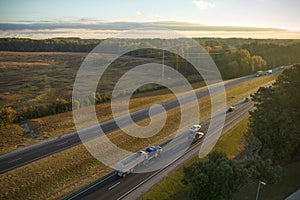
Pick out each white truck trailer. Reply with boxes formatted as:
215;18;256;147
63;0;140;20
116;146;162;177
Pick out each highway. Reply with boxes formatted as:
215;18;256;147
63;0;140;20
63;100;254;200
0;67;282;174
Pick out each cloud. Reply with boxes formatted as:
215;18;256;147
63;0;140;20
136;11;143;18
193;0;216;9
76;18;104;24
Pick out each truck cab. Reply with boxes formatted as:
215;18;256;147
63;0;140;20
189;132;204;143
145;146;162;159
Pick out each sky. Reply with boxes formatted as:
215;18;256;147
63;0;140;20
0;0;300;39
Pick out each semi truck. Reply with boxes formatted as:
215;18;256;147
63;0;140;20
189;124;204;143
115;146;162;177
189;132;204;143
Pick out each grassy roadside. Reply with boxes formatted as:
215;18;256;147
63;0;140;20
234;161;300;200
0;73;278;155
141;119;300;200
0;73;279;200
0;145;110;200
140;116;250;200
142;85;299;200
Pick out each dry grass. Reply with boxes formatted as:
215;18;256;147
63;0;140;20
140;116;250;200
0;52;86;107
0;73;279;200
0;145;110;200
0;73;279;155
0;124;27;154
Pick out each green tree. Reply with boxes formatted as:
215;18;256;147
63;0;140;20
226;60;239;78
239;49;251;59
219;48;267;79
248;65;300;161
182;151;247;199
250;55;267;72
244;155;281;184
55;98;70;113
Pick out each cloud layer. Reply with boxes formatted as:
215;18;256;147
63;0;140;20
193;0;216;9
1;21;298;39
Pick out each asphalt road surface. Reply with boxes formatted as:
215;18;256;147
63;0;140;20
0;67;282;174
64;100;254;200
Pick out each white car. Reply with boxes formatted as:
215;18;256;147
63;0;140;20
189;125;201;132
266;69;273;74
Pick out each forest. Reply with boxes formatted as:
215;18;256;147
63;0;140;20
182;65;300;199
1;37;300;79
0;37;300;125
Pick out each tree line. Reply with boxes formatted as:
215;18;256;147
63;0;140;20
1;38;299;80
246;65;300;162
242;42;300;67
0;38;102;52
0;93;111;127
182;65;300;199
214;48;267;79
1;38;299;125
125;47;267;79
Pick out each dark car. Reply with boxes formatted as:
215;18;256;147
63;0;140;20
228;105;235;112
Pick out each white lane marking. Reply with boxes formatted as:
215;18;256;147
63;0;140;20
7;156;22;163
108;182;120;190
145;161;154;167
56;141;68;146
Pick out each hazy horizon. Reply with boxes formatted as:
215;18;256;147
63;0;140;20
1;21;300;39
1;0;300;39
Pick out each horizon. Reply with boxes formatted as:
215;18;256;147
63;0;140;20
1;21;300;39
1;0;300;39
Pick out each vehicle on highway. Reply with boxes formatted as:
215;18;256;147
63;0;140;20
265;69;273;74
189;125;201;132
145;146;162;160
256;70;263;77
189;132;204;144
0;70;268;174
227;105;235;112
244;97;250;102
115;146;162;177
